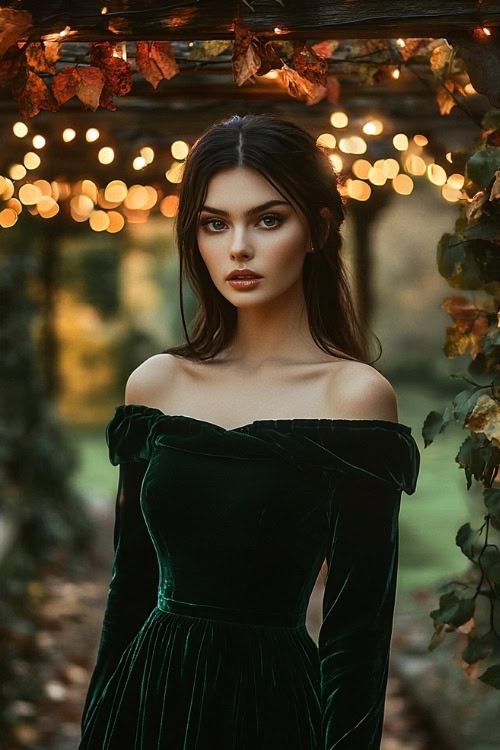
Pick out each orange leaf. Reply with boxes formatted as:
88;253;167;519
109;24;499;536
293;40;328;87
25;42;56;74
12;69;58;119
53;66;104;111
89;43;132;110
0;43;24;85
326;74;341;105
135;41;178;90
279;64;316;101
150;41;179;81
255;40;283;77
136;41;162;89
436;85;456;115
232;18;261;87
311;40;340;58
43;40;62;68
0;8;32;60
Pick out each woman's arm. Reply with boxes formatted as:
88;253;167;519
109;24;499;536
80;454;159;730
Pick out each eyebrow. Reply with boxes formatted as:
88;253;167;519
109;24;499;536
199;199;290;217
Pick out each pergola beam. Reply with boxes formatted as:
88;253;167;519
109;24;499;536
8;1;500;43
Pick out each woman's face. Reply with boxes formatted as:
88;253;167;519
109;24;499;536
196;166;312;306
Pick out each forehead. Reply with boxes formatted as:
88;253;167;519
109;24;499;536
200;168;296;216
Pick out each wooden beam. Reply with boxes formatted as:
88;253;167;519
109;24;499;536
8;1;500;43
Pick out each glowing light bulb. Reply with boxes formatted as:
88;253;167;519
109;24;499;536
330;112;348;128
32;135;46;149
393;133;409;151
392;68;400;79
362;119;383;136
86;128;100;142
63;128;76;142
13;122;28;137
316;133;336;149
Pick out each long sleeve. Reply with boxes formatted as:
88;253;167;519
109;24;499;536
318;473;402;749
81;459;159;731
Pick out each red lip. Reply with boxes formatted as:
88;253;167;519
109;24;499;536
226;269;263;280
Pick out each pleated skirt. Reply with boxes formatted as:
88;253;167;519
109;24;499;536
79;603;322;749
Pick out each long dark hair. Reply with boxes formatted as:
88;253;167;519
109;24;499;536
163;112;381;366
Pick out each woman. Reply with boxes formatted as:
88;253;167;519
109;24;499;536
79;113;420;749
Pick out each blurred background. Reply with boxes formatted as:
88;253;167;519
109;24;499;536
0;38;498;750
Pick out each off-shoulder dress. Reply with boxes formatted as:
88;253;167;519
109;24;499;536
78;404;420;749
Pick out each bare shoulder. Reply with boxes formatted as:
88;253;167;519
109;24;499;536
124;353;179;406
328;361;398;422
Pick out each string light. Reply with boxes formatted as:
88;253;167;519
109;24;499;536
330;112;349;128
316;133;337;149
362;119;384;136
32;135;46;149
13;122;28;138
393;133;409;151
392;67;401;79
481;27;491;35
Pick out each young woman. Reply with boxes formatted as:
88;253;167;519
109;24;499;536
79;113;420;749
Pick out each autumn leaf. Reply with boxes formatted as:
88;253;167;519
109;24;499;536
0;43;25;86
25;42;57;74
430;42;452;78
311;40;340;59
279;63;316;101
53;66;105;111
490;171;500;202
89;42;132;110
12;69;58;118
188;40;231;60
231;18;262;86
255;40;283;77
150;41;179;80
0;8;32;60
397;38;431;62
43;40;62;69
436;84;456;115
135;40;179;90
465;393;500;448
292;41;328;87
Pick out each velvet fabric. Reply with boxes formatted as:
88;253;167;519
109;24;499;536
79;404;420;749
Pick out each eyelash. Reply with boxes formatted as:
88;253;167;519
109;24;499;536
200;214;283;232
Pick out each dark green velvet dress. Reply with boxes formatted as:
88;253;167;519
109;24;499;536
79;403;420;749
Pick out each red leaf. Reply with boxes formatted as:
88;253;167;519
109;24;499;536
12;69;58;119
53;66;105;111
0;8;32;60
293;40;328;87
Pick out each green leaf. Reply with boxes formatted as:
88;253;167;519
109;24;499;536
452;388;483;423
456;522;477;561
436;232;466;278
422;410;446;447
468;353;495;385
462;218;500;241
462;636;493;664
480;547;500;584
484;487;500;522
466;147;500;189
430;590;475;628
482;110;500;131
478;662;500;689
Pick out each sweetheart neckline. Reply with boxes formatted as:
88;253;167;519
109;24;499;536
114;403;413;435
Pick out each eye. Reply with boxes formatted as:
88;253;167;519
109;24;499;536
200;214;284;232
